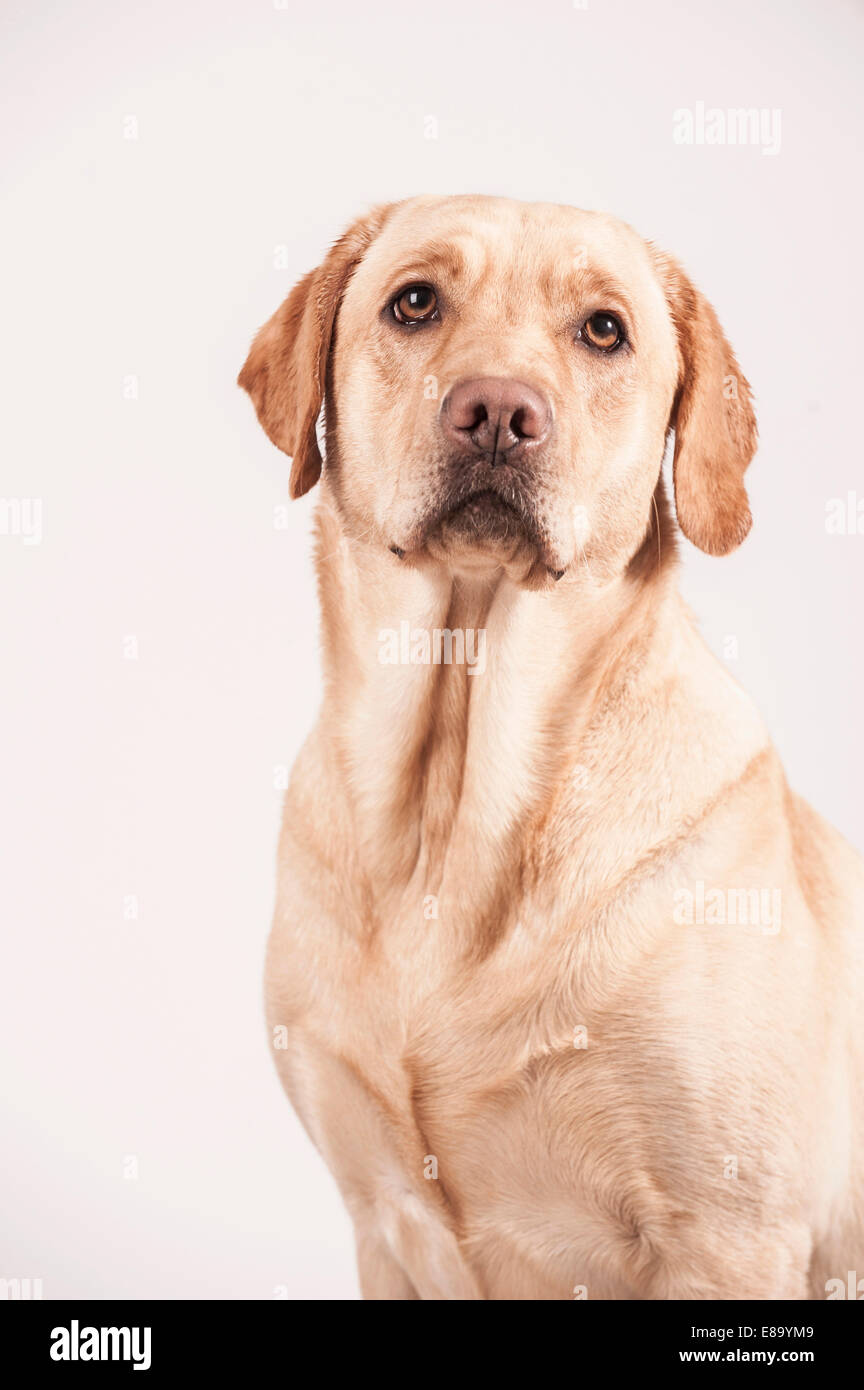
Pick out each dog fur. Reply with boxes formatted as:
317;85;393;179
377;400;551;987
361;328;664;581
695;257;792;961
240;195;864;1300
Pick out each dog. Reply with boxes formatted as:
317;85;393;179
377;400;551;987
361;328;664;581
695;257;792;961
240;195;864;1299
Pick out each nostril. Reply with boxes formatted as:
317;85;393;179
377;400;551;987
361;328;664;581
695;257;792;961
467;402;488;432
510;406;530;440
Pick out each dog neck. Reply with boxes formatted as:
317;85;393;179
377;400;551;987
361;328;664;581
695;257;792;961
311;479;681;950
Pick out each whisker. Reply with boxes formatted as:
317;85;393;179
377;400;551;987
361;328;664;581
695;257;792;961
578;542;594;584
651;493;662;572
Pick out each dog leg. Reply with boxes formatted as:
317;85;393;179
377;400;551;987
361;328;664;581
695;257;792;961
355;1227;419;1300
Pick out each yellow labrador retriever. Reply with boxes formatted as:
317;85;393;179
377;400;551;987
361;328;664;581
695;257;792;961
240;195;864;1300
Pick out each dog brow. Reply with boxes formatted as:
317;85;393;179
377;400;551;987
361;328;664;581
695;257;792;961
385;237;476;291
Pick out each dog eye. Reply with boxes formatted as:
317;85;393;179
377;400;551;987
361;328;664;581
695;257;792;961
392;284;439;324
580;312;624;351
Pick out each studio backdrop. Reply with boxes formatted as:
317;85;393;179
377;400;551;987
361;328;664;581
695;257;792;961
1;0;862;1299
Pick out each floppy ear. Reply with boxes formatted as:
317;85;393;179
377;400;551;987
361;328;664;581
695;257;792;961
654;252;758;556
238;204;394;499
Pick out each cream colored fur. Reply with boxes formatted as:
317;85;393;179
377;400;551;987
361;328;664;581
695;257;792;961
241;196;864;1300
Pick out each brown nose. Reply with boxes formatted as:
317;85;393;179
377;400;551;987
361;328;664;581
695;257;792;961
441;377;551;460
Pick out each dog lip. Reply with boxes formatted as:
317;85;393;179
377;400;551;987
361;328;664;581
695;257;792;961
443;487;519;521
408;471;554;568
437;487;531;546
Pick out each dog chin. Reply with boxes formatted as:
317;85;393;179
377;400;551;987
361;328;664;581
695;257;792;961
413;499;554;587
420;490;518;567
438;489;525;544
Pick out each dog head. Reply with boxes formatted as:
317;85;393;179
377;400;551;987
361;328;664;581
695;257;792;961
240;195;756;586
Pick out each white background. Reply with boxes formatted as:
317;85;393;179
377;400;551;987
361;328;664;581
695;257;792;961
1;0;862;1299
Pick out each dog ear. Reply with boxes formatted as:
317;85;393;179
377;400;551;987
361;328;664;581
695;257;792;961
238;204;394;499
654;252;758;556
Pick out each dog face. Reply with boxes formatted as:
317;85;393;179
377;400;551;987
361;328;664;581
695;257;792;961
240;195;757;586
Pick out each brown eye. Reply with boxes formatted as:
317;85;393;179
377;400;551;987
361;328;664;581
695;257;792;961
581;311;624;351
392;284;438;324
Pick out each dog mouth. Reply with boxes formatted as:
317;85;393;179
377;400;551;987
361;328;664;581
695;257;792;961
393;473;564;581
423;475;544;549
440;488;526;541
